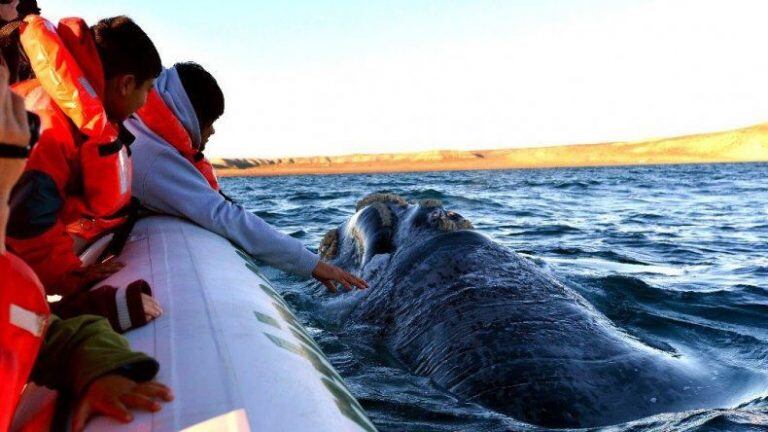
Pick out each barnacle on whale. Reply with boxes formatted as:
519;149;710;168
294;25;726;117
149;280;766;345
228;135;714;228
417;199;443;209
371;202;394;227
319;228;339;260
434;211;474;231
356;193;408;211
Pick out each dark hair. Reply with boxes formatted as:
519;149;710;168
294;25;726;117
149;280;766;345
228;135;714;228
0;21;32;83
16;0;40;17
0;0;39;83
91;16;161;84
175;62;225;130
0;0;39;25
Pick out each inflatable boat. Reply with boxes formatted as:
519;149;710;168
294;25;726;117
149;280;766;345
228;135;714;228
13;216;376;432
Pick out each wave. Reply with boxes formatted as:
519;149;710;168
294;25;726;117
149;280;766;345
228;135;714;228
548;246;650;265
622;212;667;222
618;403;768;432
506;224;582;237
553;180;602;189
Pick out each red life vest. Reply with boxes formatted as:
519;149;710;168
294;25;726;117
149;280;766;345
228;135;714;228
18;15;132;240
0;252;51;432
137;89;220;190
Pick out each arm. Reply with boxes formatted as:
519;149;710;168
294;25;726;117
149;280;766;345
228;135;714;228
29;315;159;395
0;59;30;254
138;149;320;278
6;121;82;294
30;315;172;431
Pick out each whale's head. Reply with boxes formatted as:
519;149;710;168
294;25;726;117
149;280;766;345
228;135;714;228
319;193;474;274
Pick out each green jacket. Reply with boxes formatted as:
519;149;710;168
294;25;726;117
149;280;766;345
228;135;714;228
29;315;159;396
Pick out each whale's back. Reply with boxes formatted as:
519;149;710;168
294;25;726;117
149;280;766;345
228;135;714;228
350;231;712;427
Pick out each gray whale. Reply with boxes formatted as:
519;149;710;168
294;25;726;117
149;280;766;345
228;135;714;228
320;193;752;428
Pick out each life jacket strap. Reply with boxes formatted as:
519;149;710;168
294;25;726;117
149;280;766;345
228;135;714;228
96;124;135;156
0;143;30;158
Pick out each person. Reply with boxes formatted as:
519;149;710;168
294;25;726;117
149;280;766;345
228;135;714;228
1;57;172;432
0;0;39;84
126;62;368;292
0;0;39;22
6;15;163;330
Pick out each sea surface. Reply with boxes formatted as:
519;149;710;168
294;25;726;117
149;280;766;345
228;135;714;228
222;163;768;432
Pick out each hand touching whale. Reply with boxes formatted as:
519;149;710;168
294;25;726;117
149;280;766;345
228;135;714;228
312;260;368;293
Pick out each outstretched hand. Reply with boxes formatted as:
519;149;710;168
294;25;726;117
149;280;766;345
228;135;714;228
312;260;368;293
72;375;173;432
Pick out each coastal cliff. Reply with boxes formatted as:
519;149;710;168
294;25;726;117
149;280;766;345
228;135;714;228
212;123;768;177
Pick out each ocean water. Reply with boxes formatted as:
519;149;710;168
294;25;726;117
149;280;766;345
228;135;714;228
222;163;768;432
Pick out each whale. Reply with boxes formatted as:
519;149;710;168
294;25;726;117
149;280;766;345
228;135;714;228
319;193;756;428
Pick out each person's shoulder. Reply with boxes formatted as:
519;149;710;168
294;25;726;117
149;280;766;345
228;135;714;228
132;143;174;182
146;144;189;169
25;109;79;166
136;144;201;190
21;84;79;147
127;125;180;163
18;82;67;125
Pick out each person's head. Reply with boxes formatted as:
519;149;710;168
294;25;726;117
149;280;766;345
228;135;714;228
0;0;20;23
0;0;40;22
175;62;224;148
92;16;161;121
0;1;38;83
14;0;38;17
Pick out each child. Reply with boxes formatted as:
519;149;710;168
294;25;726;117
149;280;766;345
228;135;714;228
6;15;163;330
127;62;368;291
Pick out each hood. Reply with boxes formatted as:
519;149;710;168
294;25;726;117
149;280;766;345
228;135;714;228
154;66;201;148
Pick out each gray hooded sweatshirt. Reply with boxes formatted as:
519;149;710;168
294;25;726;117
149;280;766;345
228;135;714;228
125;67;320;278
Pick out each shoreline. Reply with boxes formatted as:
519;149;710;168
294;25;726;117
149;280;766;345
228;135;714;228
216;159;767;178
212;122;768;178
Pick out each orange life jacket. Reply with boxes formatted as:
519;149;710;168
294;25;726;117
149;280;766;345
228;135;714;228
136;89;220;190
6;15;134;292
0;253;51;432
18;15;132;240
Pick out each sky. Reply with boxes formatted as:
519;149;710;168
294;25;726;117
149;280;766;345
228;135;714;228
44;0;768;158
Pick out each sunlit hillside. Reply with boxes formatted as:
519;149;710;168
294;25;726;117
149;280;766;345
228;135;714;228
212;123;768;177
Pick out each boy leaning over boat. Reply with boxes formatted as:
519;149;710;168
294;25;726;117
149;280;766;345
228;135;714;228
126;62;368;292
4;12;163;331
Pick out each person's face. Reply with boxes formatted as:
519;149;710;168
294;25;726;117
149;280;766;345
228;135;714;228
200;122;216;147
0;0;20;22
103;75;154;121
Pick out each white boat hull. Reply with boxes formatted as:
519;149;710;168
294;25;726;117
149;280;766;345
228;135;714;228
81;216;376;431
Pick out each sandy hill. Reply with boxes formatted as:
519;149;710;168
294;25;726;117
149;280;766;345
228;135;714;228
212;123;768;177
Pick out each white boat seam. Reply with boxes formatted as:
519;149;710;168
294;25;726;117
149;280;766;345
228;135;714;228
181;224;247;411
157;222;178;432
